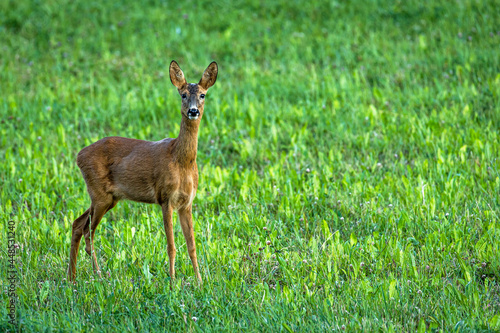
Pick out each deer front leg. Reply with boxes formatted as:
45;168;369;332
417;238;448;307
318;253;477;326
162;203;176;280
178;205;202;283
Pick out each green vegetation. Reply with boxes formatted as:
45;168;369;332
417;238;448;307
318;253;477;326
1;0;500;331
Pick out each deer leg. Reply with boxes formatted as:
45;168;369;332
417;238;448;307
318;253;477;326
83;219;92;256
68;208;91;281
161;203;176;281
88;196;115;277
178;205;202;283
84;199;117;256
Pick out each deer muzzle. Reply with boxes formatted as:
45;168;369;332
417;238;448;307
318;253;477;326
187;108;200;120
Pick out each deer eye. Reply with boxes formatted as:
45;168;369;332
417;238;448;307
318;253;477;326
181;93;187;99
200;94;205;99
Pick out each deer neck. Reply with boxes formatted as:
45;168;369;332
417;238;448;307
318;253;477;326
173;116;199;165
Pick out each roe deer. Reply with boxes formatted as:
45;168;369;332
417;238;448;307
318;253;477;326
67;60;218;283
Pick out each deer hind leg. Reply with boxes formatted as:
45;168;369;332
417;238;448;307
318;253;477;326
83;218;92;256
178;205;202;283
68;208;91;281
84;198;117;257
87;195;116;277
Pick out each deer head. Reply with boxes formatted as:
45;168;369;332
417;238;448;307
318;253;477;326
169;60;218;121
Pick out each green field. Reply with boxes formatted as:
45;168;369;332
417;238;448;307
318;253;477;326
1;0;500;331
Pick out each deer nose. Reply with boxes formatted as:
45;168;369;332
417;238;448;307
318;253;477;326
187;108;200;119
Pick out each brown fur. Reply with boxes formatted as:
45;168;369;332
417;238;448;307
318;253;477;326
67;61;218;283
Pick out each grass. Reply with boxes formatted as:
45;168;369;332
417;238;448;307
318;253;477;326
1;0;500;331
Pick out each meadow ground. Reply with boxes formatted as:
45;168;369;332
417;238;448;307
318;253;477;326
1;0;500;331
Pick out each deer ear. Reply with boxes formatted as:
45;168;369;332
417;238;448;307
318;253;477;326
169;60;187;89
199;62;218;90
